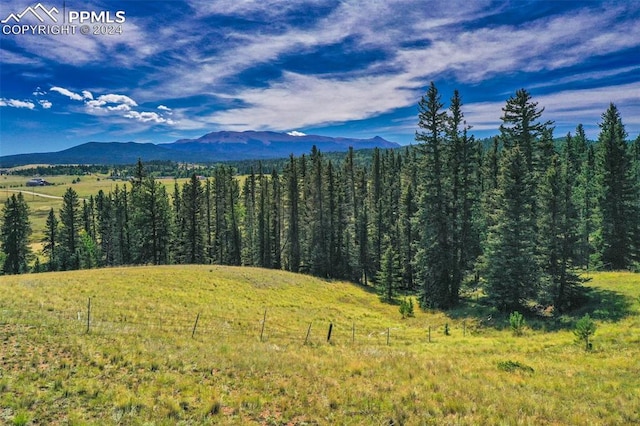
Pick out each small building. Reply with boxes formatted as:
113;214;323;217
26;178;51;187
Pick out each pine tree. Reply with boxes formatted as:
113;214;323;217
59;187;82;270
171;181;185;264
484;146;539;311
576;144;598;269
630;136;640;265
376;243;403;303
447;89;480;305
305;146;329;277
226;168;242;266
95;190;114;266
415;82;451;309
257;168;271;267
242;168;258;265
269;168;282;269
342;148;360;282
537;154;584;311
1;193;32;274
285;155;301;272
112;185;131;265
500;88;553;173
356;168;371;284
131;173;172;265
42;208;58;271
370;148;385;274
205;177;214;262
596;103;633;270
181;174;205;264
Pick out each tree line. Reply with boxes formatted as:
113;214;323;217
2;85;639;313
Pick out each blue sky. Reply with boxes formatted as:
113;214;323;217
1;0;639;156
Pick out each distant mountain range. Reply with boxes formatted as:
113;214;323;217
0;131;400;167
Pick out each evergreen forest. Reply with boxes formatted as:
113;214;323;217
3;85;639;313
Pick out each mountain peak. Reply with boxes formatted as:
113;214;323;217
1;130;400;167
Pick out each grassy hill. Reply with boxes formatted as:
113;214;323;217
1;266;639;425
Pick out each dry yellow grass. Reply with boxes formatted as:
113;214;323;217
0;267;639;424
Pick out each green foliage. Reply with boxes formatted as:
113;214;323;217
376;245;402;303
12;412;30;426
497;360;534;374
399;298;414;319
484;146;539;311
1;192;32;274
574;314;597;351
509;311;526;336
4;87;639;324
59;187;82;270
596;104;634;270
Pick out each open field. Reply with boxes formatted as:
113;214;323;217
0;174;190;243
1;267;639;425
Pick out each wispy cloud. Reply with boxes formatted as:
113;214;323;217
1;0;639;151
50;86;84;101
0;98;36;109
136;1;639;136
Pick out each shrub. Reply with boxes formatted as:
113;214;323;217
497;360;534;374
509;311;526;336
399;298;414;319
574;314;597;351
12;412;30;426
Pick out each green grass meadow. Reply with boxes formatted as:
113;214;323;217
1;266;639;425
0;173;188;243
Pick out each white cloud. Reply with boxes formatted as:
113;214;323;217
97;94;138;107
157;105;171;111
124;110;174;124
86;94;138;113
82;90;94;100
0;98;36;109
207;71;415;130
32;87;46;96
106;104;132;112
50;86;84;101
136;1;639;137
38;99;52;109
287;131;306;136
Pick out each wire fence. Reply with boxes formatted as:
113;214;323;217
0;297;477;348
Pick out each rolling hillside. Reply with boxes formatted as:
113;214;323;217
1;266;639;424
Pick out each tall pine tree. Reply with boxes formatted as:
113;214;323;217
1;193;32;274
595;103;634;270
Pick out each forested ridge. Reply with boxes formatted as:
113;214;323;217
3;84;639;313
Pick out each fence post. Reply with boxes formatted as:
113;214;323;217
191;313;200;339
86;297;91;334
304;322;312;345
260;309;267;342
428;326;431;343
327;322;333;343
463;320;466;337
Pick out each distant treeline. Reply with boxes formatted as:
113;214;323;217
6;148;387;178
2;84;639;314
